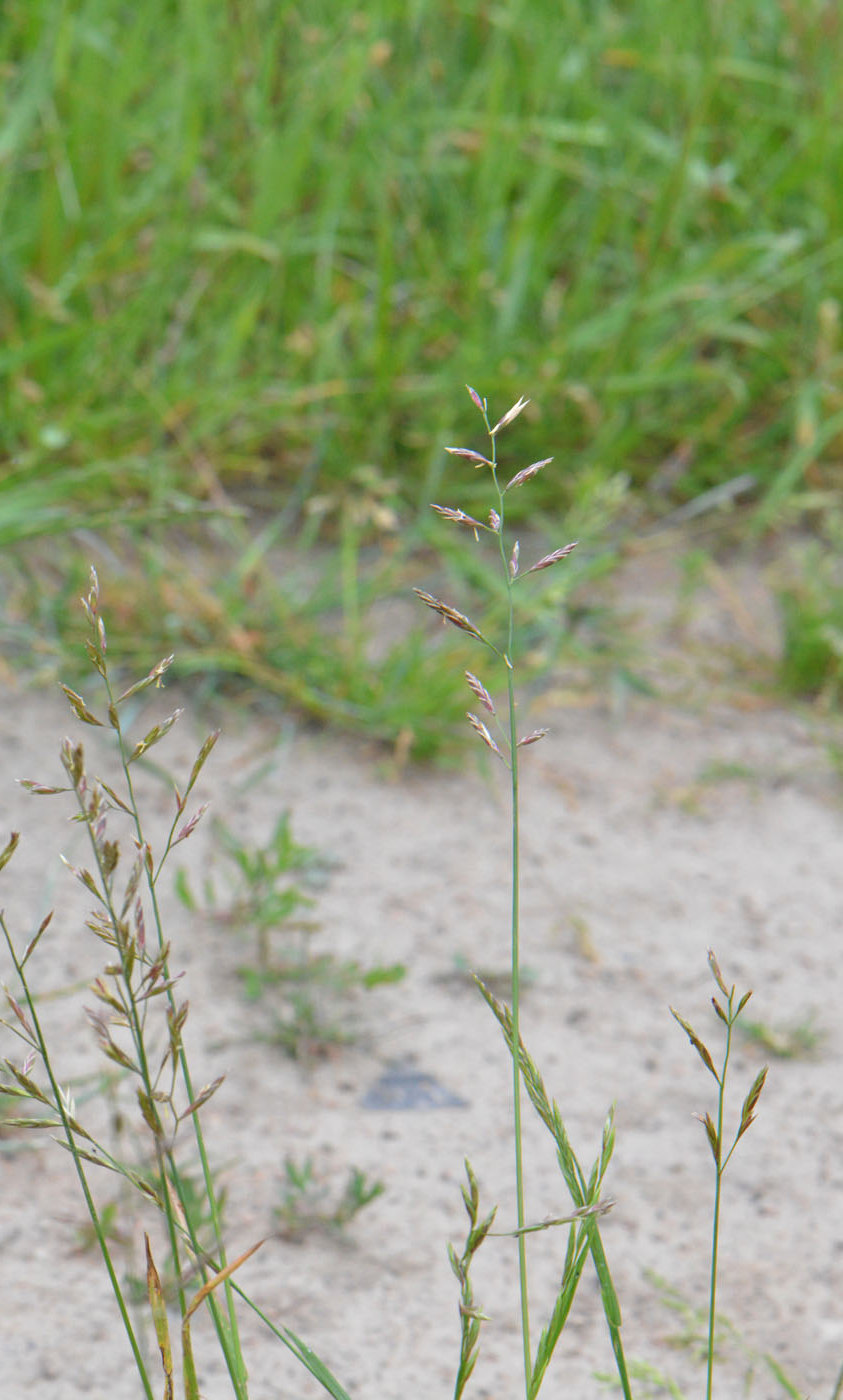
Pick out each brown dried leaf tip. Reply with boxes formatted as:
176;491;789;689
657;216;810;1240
466;713;505;762
413;590;489;645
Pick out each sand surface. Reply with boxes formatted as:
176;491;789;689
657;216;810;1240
2;551;842;1400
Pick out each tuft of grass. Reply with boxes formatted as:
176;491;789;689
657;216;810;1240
778;582;843;704
739;1014;824;1060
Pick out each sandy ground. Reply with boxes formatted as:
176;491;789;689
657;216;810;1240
2;550;842;1400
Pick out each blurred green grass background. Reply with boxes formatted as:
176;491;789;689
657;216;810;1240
3;0;843;750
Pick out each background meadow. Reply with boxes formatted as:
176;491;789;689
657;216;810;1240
2;0;843;747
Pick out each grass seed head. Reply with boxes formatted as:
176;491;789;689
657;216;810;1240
505;458;553;492
707;948;729;997
490;395;529;437
525;542;578;575
413;589;488;644
465;671;495;714
517;728;548;748
445;446;494;468
431;504;487;537
466;712;504;761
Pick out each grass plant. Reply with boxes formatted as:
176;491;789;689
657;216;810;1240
418;389;773;1400
671;956;768;1400
0;569;353;1400
417;388;629;1397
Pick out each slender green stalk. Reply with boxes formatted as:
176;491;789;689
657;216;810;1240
489;424;532;1388
707;1007;733;1400
1;912;156;1400
672;952;768;1400
422;388;587;1397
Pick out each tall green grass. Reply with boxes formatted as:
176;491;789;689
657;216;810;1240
3;0;842;525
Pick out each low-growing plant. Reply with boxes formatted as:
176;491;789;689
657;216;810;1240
274;1157;385;1243
777;546;843;704
176;811;404;1059
635;1272;806;1400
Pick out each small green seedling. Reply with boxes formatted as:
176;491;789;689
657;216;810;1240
177;814;404;1059
274;1157;384;1242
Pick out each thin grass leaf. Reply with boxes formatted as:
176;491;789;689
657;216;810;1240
528;1227;592;1399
